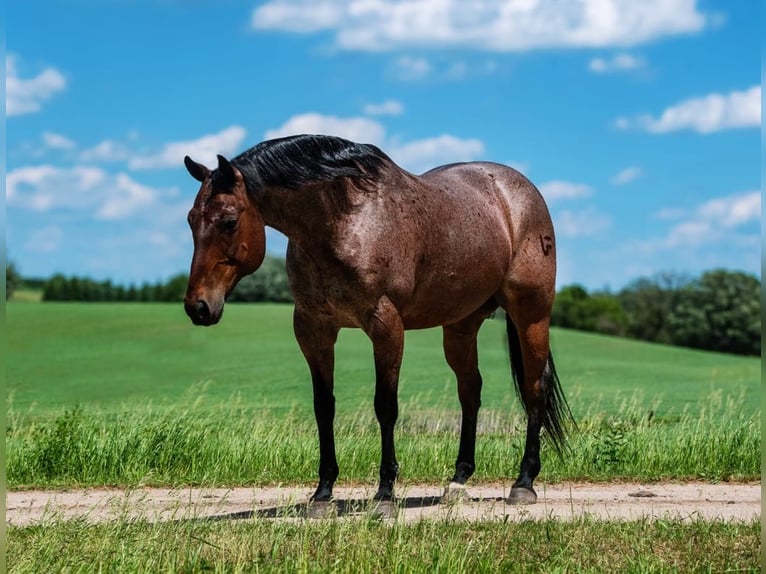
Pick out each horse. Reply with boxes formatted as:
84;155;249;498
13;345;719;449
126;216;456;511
182;134;572;506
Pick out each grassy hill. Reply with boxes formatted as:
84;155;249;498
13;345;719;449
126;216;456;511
6;302;759;419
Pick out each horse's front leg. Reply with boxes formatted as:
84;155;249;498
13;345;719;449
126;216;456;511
364;296;405;501
294;309;340;502
441;311;487;501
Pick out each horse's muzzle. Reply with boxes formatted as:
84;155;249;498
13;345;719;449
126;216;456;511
184;297;220;326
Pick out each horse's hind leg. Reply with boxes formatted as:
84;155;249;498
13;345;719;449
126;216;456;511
503;289;565;505
441;308;492;500
294;309;340;502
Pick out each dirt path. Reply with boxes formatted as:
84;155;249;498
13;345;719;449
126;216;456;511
7;482;760;526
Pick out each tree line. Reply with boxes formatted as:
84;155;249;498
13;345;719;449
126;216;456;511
6;260;760;355
5;256;292;304
552;270;760;356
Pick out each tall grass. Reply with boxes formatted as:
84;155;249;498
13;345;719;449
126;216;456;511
8;387;758;489
8;515;760;573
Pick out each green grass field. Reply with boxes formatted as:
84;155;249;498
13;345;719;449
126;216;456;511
6;302;761;573
7;302;759;419
6;302;759;488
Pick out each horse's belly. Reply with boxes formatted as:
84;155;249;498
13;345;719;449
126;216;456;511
395;263;504;330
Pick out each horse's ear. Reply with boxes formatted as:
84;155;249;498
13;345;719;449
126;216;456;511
184;156;209;182
216;155;236;189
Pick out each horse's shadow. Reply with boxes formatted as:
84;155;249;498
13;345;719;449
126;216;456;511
201;493;507;522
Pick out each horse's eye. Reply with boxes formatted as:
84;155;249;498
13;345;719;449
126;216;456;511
220;218;238;232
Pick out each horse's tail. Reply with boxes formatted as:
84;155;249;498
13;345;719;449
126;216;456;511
506;314;574;454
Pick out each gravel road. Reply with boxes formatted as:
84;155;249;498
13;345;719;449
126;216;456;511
7;482;760;526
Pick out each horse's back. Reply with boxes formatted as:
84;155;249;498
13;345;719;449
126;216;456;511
421;161;554;244
420;162;556;294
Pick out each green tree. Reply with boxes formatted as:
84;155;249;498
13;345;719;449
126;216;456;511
229;256;292;303
618;272;690;344
42;274;67;301
6;262;22;300
668;269;761;355
552;285;592;330
552;285;627;335
160;273;189;302
589;292;628;336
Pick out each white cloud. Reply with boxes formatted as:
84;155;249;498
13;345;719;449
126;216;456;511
264;113;386;144
393;56;432;80
665;191;761;247
251;0;343;32
97;174;160;220
42;132;76;150
363;100;404;116
610;166;643;185
616;86;761;133
696;191;761;228
389;135;485;174
130;126;248;169
264;112;485;173
80;140;132;163
6;164;171;220
554;208;611;237
538;180;593;202
589;52;645;73
252;0;711;52
6;55;67;116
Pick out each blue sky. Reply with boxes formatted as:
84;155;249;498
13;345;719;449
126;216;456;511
5;0;761;290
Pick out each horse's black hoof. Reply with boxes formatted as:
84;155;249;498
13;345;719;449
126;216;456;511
306;500;337;519
442;481;468;503
507;486;537;505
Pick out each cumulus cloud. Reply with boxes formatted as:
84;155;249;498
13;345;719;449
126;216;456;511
589;52;645;73
42;132;76;150
264;113;386;144
538;180;593;202
264;113;485;173
363;100;404;116
129;126;248;169
554;208;611;237
80;139;133;163
393;56;432;80
610;166;643;185
252;0;711;52
389;135;485;174
615;86;761;133
6;164;172;220
665;191;761;247
6;55;67;116
251;0;343;32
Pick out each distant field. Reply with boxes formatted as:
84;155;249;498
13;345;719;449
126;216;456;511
6;302;759;419
8;289;43;303
6;302;759;488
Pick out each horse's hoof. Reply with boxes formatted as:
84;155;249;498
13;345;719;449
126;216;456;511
442;482;468;503
306;500;337;518
507;487;537;505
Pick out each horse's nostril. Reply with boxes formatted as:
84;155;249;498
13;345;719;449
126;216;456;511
195;299;210;320
185;298;211;323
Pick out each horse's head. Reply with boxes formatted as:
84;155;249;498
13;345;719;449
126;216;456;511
183;154;266;326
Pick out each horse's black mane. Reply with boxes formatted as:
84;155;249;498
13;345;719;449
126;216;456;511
226;134;392;191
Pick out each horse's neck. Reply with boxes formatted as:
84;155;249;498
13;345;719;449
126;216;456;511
250;180;351;245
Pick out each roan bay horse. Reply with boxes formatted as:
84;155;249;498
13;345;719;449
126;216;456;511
183;134;572;506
